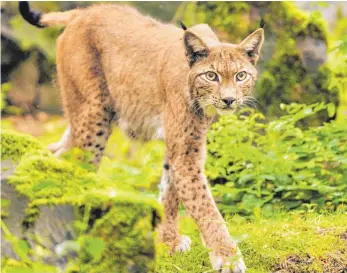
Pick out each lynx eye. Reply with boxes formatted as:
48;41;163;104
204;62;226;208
206;71;218;82
236;71;247;81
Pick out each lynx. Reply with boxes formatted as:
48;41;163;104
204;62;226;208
20;2;264;272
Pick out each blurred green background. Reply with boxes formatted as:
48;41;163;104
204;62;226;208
1;1;346;123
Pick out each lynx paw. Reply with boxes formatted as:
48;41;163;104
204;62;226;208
174;235;192;253
48;141;62;153
48;127;71;155
210;249;246;273
166;235;192;255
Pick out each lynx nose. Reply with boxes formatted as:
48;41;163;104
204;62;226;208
222;97;236;106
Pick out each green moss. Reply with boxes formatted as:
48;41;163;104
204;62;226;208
70;204;157;273
196;2;250;42
2;131;162;273
255;5;337;125
2;258;58;273
256;55;339;126
1;130;46;162
297;11;329;43
156;212;347;273
235;213;347;272
267;2;328;43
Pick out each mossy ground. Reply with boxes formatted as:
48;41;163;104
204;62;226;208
2;117;346;273
156;212;347;273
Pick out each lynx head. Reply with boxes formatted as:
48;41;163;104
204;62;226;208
182;24;264;116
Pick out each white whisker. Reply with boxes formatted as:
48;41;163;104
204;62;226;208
242;96;263;109
243;101;258;110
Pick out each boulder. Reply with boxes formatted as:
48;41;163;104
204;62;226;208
1;131;162;273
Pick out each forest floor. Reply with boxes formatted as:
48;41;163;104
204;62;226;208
156;213;347;273
2;115;347;273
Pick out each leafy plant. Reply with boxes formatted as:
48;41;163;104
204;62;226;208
206;103;347;216
327;35;347;123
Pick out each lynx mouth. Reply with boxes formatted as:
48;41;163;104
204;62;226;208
216;108;237;115
192;102;237;117
212;104;237;115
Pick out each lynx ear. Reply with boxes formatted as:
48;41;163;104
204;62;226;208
183;31;209;67
239;28;264;65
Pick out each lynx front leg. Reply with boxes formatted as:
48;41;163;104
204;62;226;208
172;155;245;272
165;118;245;273
158;162;192;253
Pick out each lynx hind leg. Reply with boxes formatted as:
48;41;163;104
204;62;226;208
158;163;192;253
57;42;117;166
48;127;72;156
48;81;114;166
68;99;115;166
50;106;113;165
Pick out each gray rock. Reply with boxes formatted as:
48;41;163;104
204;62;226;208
1;164;77;270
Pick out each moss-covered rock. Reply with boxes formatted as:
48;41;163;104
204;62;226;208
1;130;46;161
1;131;162;273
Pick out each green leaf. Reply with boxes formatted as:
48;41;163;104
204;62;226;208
327;103;336;118
12;239;30;260
84;237;106;260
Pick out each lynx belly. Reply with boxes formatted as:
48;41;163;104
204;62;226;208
117;115;164;141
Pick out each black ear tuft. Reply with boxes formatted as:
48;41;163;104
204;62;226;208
260;18;265;29
179;21;187;31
